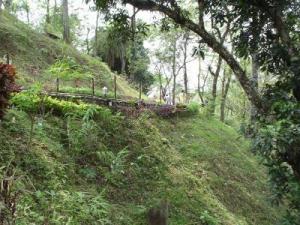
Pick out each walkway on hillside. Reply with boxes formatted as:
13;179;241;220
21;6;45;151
47;92;188;116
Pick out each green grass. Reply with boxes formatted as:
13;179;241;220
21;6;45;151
0;10;284;225
0;11;140;98
156;116;282;224
0;101;283;224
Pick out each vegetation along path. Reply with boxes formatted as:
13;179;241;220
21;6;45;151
45;91;188;116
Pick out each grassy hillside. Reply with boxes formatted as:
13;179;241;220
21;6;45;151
0;10;283;225
0;92;283;224
156;117;281;224
0;11;139;98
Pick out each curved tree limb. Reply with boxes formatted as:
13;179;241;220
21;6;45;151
124;0;266;113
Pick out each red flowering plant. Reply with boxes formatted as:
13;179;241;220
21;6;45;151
0;63;21;118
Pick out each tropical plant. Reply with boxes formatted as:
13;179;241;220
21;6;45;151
0;63;20;119
47;57;93;80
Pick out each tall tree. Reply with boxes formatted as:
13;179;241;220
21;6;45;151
250;53;259;122
153;49;174;102
208;19;231;115
85;27;91;54
208;56;222;114
114;0;265;112
182;31;189;103
46;0;51;24
220;68;232;122
24;0;30;24
95;14;131;74
62;0;70;44
171;36;177;105
91;3;300;217
54;0;58;13
129;6;139;80
197;55;206;105
94;10;100;56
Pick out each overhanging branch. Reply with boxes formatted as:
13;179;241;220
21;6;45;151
124;0;266;113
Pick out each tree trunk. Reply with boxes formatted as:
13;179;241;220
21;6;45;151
94;11;100;56
62;0;71;44
120;42;126;74
220;69;232;122
0;0;3;10
197;52;205;105
220;73;226;122
54;0;58;13
183;32;189;103
46;0;50;24
26;5;30;24
208;18;229;115
129;6;137;80
125;0;265;113
209;56;222;115
251;53;259;122
86;28;91;54
172;73;176;105
159;71;163;103
172;39;177;106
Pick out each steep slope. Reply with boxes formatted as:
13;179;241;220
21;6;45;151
0;11;283;225
156;117;281;224
0;92;283;224
0;11;139;98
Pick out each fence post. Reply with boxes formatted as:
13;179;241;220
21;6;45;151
114;75;117;100
139;82;142;100
56;78;59;93
92;78;95;96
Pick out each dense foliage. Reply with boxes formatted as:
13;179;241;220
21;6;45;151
0;63;19;118
90;0;300;223
0;101;281;224
2;1;298;223
94;8;154;91
219;1;300;221
253;100;300;223
1;94;168;224
47;57;93;80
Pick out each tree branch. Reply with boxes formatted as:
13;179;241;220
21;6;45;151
124;0;266;113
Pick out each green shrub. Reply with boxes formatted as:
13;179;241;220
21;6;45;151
47;56;93;80
10;85;43;113
17;190;111;225
199;210;219;225
187;102;200;114
11;91;122;122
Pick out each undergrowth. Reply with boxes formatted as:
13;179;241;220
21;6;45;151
0;95;284;224
0;12;139;98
